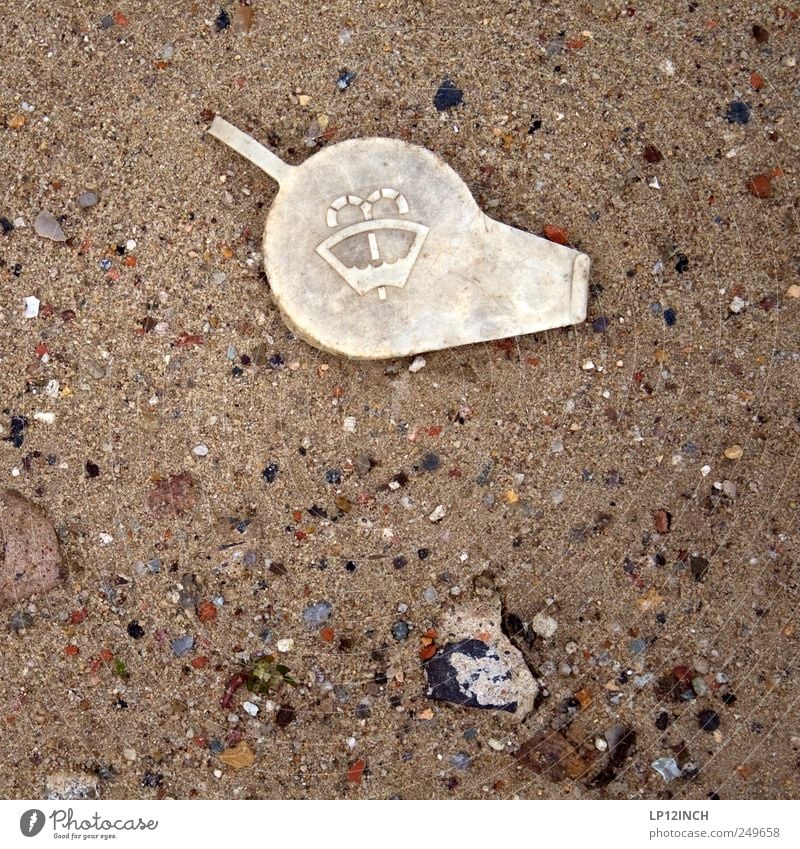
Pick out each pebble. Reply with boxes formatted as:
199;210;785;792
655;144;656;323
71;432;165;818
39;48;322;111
433;78;463;111
531;612;558;639
277;638;294;652
408;355;426;373
692;676;709;697
450;752;472;770
391;621;410;641
34;210;66;241
785;284;800;299
336;69;357;90
425;597;538;721
303;601;332;628
76;191;98;209
697;709;720;732
725;100;751;124
724;444;743;460
242;701;259;717
423;586;439;604
428;504;447;522
171;635;194;657
343;416;357;433
487;738;505;751
747;174;772;198
355;452;372;475
23;296;40;318
9;610;34;631
192;443;209;457
651;757;681;782
0;490;62;609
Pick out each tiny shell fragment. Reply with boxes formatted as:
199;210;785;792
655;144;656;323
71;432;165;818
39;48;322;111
34;210;66;241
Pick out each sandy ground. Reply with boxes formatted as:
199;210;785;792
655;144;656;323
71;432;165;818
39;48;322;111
1;0;798;800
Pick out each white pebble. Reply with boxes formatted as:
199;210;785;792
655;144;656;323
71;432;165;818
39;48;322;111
342;416;357;433
98;533;114;545
242;701;259;717
23;296;40;318
33;412;55;424
277;638;294;653
531;611;558;639
122;748;137;762
192;443;209;457
428;504;447;522
408;355;426;373
487;738;505;751
581;359;595;371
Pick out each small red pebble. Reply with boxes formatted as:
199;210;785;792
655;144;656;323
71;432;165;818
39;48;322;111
70;609;88;625
99;648;114;663
174;333;205;347
113;11;129;26
123;255;137;267
747;174;772;198
106;268;120;281
320;627;335;642
426;426;443;437
750;72;764;90
653;509;672;534
347;758;366;783
543;224;568;245
35;342;49;358
419;644;437;661
65;644;79;656
190;656;209;669
295;530;307;541
673;665;692;684
566;38;586;49
197;601;217;622
40;303;54;319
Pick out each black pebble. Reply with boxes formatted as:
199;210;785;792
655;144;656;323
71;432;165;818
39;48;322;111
141;771;163;788
725;100;750;124
697;709;720;732
655;711;670;730
324;468;342;484
393;555;407;569
127;620;145;639
417;547;430;560
6;415;28;448
722;692;737;706
592;316;610;332
0;217;13;234
674;254;689;273
344;560;357;572
215;8;230;31
421;452;440;471
663;307;677;326
262;462;279;483
433;78;463;111
85;460;100;478
528;118;542;134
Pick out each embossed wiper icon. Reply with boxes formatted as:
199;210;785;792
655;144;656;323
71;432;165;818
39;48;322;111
316;188;429;300
208;116;590;360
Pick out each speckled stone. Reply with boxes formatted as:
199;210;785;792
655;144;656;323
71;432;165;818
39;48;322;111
0;490;63;608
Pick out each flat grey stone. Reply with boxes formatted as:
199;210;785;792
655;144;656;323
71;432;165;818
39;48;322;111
208;117;590;359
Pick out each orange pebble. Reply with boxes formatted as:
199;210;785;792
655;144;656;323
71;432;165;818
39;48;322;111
543;224;568;245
